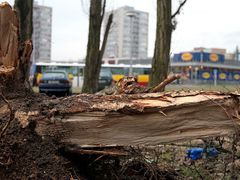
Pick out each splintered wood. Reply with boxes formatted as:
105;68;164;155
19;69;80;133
0;2;19;69
41;91;240;148
0;2;32;88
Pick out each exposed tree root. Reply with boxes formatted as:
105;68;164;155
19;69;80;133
0;91;15;139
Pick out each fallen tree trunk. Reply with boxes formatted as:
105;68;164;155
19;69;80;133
32;91;240;148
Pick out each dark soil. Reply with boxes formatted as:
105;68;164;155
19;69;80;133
0;93;76;179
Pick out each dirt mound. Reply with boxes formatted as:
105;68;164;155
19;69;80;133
0;93;75;179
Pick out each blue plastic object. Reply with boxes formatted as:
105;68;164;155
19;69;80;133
206;148;218;157
187;147;219;160
187;148;204;160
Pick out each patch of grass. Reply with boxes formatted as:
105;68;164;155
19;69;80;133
72;87;82;94
166;84;240;92
180;162;216;180
32;87;82;94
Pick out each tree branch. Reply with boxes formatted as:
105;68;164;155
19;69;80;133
101;0;106;21
171;0;187;19
65;147;128;156
151;74;181;93
99;13;113;62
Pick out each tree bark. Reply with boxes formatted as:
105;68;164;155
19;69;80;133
98;13;113;64
150;0;172;88
14;0;33;44
82;0;108;93
0;2;33;96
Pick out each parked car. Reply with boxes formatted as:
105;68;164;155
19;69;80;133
39;70;72;95
97;69;112;91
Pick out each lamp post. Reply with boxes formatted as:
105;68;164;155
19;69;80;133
126;11;135;76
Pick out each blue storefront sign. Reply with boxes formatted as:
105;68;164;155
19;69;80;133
173;52;225;63
173;52;201;62
198;70;213;80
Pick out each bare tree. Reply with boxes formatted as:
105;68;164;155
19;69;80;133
149;0;187;88
82;0;113;93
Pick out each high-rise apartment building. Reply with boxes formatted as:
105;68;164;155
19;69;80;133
103;6;148;59
32;1;52;63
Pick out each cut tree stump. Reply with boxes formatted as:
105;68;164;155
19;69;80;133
33;91;240;148
0;2;32;95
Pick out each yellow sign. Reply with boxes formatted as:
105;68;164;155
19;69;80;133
202;72;210;79
112;74;124;82
219;73;226;80
210;53;218;62
137;75;149;83
181;53;193;61
234;74;240;80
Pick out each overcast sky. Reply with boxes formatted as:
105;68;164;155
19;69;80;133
3;0;240;61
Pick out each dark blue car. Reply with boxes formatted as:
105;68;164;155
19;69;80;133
98;69;112;91
39;71;72;95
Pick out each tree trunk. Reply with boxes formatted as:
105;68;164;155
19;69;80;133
14;0;33;44
98;13;113;64
0;2;33;96
82;0;104;93
30;91;240;148
150;0;172;88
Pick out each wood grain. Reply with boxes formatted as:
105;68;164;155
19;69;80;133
47;91;240;147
